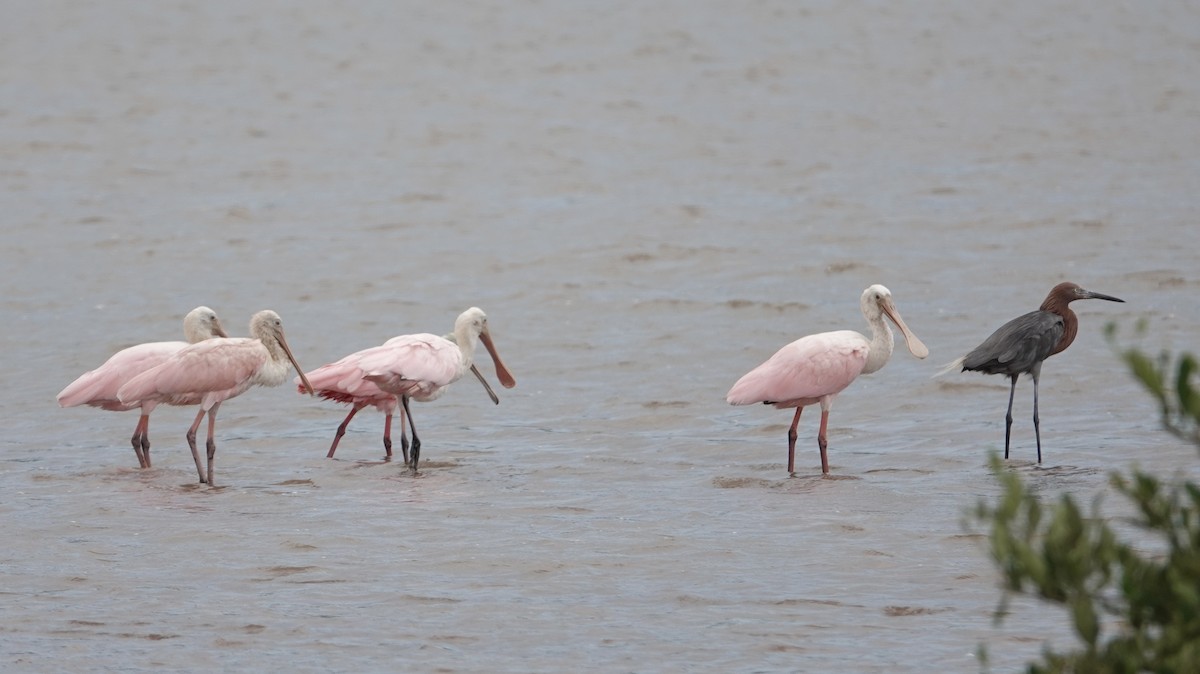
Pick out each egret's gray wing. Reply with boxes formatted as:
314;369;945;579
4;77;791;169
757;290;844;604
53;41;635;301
963;310;1063;376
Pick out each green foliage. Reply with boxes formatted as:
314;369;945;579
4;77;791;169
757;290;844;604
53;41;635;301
1105;321;1200;445
976;324;1200;673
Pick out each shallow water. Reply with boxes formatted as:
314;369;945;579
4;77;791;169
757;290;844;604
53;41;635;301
3;1;1199;672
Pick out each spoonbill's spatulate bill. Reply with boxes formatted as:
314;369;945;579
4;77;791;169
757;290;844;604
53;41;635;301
727;285;929;476
56;306;228;469
118;310;313;486
948;282;1124;463
302;307;516;471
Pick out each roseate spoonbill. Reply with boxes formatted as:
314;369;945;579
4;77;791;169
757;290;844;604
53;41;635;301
726;285;929;476
56;306;228;468
943;282;1124;463
117;310;314;486
302;307;516;471
300;332;501;462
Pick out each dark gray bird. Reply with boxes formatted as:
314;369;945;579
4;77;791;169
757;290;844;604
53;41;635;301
945;282;1124;462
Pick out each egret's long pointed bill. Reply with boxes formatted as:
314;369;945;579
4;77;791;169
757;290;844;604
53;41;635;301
470;364;500;404
1082;290;1125;303
212;319;229;339
278;332;315;395
881;300;929;359
479;330;517;388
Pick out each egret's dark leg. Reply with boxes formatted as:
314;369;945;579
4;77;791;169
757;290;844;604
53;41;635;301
1031;366;1043;464
185;408;208;483
786;407;802;476
204;402;221;487
401;395;421;473
130;414;149;468
1004;374;1018;459
817;410;831;476
327;404;363;458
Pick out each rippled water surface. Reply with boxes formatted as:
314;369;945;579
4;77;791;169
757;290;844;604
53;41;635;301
3;2;1199;672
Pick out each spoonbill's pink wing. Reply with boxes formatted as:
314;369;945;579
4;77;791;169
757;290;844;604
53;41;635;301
361;334;461;393
300;344;401;412
58;341;188;410
118;338;266;405
304;346;386;395
726;330;870;406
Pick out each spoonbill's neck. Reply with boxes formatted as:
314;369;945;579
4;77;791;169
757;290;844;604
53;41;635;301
862;311;895;375
249;338;290;387
453;325;479;368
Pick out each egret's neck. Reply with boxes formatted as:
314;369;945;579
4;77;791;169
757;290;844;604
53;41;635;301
862;313;895;375
1051;307;1078;356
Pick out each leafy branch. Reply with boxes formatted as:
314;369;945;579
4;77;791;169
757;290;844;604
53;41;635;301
1105;321;1200;446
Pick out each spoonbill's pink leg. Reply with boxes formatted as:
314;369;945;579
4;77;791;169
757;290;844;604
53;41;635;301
327;404;363;458
382;412;397;461
203;402;221;487
130;414;150;468
397;412;410;466
817;410;831;475
786;407;803;475
401;395;421;473
185;408;208;483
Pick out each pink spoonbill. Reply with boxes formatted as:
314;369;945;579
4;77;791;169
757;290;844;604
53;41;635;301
726;285;929;476
301;333;502;462
117;310;314;486
302;307;516;471
57;306;228;468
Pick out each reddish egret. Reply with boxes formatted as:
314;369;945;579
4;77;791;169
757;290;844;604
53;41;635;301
57;306;228;468
727;285;929;476
302;307;516;472
947;282;1124;462
118;310;315;486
